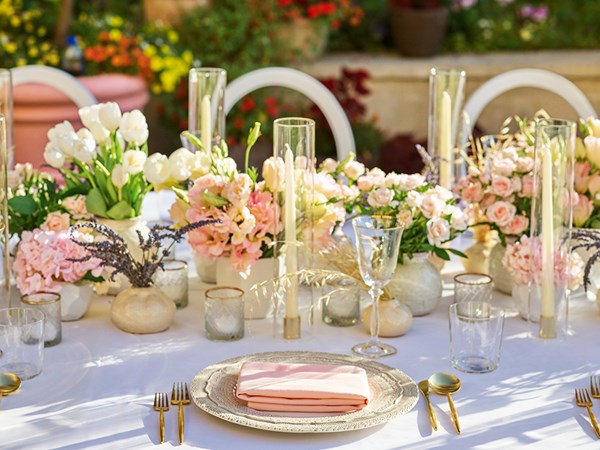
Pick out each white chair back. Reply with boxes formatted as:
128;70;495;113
464;68;597;130
225;67;355;161
11;65;97;107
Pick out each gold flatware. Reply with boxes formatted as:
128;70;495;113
429;372;461;434
418;380;438;431
590;376;600;400
153;392;169;443
171;382;191;444
575;388;600;438
0;373;21;396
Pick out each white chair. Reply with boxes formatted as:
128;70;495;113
11;65;97;107
225;67;355;161
464;68;597;131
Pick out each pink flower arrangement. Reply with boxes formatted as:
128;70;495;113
13;229;103;295
573;117;600;228
502;235;583;290
454;117;536;243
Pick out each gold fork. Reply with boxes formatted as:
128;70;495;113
171;382;191;444
153;392;169;444
575;388;600;438
590;375;600;400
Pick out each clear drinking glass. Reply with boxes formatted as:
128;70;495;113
21;292;61;347
449;301;505;373
204;286;244;341
454;273;493;304
352;215;403;358
0;307;44;379
152;259;189;309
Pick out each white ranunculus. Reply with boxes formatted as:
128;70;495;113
98;102;122;132
72;139;95;164
78;104;101;130
111;164;129;188
144;153;171;185
47;120;74;145
119;110;149;146
87;122;110;146
122;150;147;175
43;144;65;168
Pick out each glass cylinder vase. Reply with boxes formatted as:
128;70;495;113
184;67;226;152
427;68;466;190
0;115;9;308
528;118;575;339
273;117;316;339
0;70;13;168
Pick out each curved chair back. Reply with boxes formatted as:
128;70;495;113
11;65;97;107
464;68;597;130
225;67;355;161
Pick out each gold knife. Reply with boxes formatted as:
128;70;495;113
418;380;438;431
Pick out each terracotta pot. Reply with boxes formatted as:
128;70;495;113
13;74;149;168
389;7;449;57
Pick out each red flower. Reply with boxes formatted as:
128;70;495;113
233;117;245;130
240;97;256;112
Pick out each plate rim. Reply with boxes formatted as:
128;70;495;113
190;350;418;434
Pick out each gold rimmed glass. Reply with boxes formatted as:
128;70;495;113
352;215;403;358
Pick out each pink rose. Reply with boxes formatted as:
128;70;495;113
480;193;496;208
460;180;484;203
62;195;88;216
520;175;534;197
40;211;70;231
490;156;516;176
491;175;514;197
588;174;600;198
499;214;529;236
574;162;592;193
515;156;534;173
485;201;516;227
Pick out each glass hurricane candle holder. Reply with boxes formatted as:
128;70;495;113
428;68;466;189
21;292;61;347
204;286;244;341
185;68;226;152
529;117;576;339
152;259;189;309
0;115;10;307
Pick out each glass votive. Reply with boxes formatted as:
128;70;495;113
153;259;189;309
204;286;244;341
0;307;45;380
21;292;61;347
449;301;505;373
454;273;493;304
321;280;361;327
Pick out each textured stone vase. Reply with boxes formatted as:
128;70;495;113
216;257;275;319
193;252;217;284
111;286;175;334
488;241;514;295
58;282;94;321
387;253;442;316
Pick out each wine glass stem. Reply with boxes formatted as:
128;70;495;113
368;286;383;347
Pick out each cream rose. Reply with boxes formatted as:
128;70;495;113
40;211;70;231
427;218;450;247
491;175;514;197
344;160;366;180
485;201;516;227
367;187;394;208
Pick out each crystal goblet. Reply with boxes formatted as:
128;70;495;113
352;215;403;358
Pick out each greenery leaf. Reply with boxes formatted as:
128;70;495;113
8;196;38;215
106;201;133;220
86;188;107;217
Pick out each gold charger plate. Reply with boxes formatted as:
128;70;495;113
190;351;418;433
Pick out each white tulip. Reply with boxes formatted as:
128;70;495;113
168;159;192;182
78;104;101;130
47;121;74;145
144;153;171;185
57;130;79;157
111;164;129;188
190;152;212;178
43;143;65;168
87;122;110;146
221;157;237;175
72;139;95;164
76;128;96;152
122;150;147;175
119;110;149;146
98;102;122;132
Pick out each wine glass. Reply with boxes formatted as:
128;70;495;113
352;215;403;358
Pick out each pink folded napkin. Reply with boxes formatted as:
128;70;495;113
236;361;371;413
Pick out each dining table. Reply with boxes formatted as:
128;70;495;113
2;194;600;449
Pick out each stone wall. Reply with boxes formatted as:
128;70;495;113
301;50;600;141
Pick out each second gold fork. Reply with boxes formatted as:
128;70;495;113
171;382;191;444
575;388;600;438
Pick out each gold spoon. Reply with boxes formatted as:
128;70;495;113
418;380;438;431
428;372;461;434
0;373;21;396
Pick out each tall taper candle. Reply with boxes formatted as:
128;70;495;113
439;91;452;189
201;95;211;152
284;146;298;320
540;145;556;338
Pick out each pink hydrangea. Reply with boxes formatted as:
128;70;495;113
13;229;103;295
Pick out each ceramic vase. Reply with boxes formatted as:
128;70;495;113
386;253;442;316
488;241;514;295
58;282;94;321
362;298;412;337
111;286;175;334
216;257;275;319
460;239;496;274
193;252;217;284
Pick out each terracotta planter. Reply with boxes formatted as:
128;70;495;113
13;74;149;168
389;7;449;57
